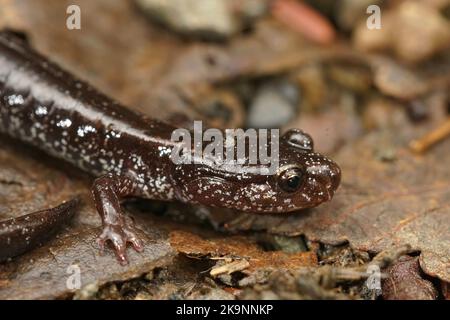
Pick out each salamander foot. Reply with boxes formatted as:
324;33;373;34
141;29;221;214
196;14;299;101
97;223;143;265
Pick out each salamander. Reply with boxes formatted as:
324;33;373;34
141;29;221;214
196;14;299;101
0;31;341;264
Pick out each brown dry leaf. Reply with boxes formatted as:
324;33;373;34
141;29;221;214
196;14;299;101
207;130;450;282
382;256;438;300
169;230;317;276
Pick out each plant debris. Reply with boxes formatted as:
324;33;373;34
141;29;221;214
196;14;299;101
169;230;317;280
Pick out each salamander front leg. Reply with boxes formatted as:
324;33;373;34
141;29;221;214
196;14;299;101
91;173;143;264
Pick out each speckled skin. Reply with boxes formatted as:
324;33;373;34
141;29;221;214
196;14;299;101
0;198;79;262
0;31;341;263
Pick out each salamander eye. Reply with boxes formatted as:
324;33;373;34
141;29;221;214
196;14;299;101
278;167;304;193
282;129;314;151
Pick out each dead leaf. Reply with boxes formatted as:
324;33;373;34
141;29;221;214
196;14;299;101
382;256;438;300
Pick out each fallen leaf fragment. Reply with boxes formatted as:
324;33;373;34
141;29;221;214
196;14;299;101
169;230;317;276
382;256;438;300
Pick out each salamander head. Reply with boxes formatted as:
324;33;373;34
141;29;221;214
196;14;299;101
266;129;341;212
173;129;341;213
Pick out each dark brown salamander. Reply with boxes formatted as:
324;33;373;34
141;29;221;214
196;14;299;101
0;198;79;262
0;31;341;264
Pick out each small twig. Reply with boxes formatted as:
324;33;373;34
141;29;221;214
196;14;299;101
369;244;413;269
210;259;250;277
410;117;450;153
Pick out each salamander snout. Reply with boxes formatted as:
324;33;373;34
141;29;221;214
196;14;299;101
306;159;341;200
274;153;341;211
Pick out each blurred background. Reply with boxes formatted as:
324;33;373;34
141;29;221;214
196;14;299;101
0;0;449;155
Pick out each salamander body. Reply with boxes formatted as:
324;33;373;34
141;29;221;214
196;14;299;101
0;31;341;263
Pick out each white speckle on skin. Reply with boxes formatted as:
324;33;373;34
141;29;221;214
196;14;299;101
35;105;48;116
7;94;24;106
56;118;72;128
